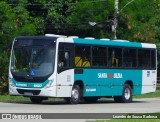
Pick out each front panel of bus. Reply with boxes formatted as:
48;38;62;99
9;36;57;97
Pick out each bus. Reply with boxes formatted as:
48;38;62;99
9;34;157;104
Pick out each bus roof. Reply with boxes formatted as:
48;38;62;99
14;35;156;49
72;38;156;49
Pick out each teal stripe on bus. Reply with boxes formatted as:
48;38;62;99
74;69;142;97
73;38;142;48
12;78;49;88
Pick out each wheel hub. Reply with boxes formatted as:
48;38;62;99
124;88;130;100
72;89;79;100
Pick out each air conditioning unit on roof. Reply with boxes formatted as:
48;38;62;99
112;40;129;42
85;37;95;39
68;36;79;38
100;38;110;41
45;34;67;38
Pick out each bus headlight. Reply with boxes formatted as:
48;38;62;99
45;79;54;89
9;78;15;87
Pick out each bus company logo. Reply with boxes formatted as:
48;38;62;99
108;74;113;78
147;71;150;77
86;88;96;92
98;73;123;79
114;73;123;78
98;73;108;78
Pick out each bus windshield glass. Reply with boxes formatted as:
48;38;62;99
11;38;56;78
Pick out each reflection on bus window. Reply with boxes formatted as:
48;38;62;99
58;51;70;67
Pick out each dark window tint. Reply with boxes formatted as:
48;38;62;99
151;50;156;69
138;49;150;69
123;48;137;68
92;46;107;67
108;47;122;68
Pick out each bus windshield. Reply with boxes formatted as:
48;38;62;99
11;39;56;78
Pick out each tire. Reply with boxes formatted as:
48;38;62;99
70;85;81;104
84;97;98;103
114;84;132;103
30;97;43;104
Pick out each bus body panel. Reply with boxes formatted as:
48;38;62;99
56;69;74;97
141;70;157;94
74;69;142;97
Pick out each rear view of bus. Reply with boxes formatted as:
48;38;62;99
9;36;57;103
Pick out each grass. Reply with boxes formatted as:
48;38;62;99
0;95;30;102
134;85;160;98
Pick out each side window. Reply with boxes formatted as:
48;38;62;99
151;50;156;69
58;51;70;67
138;49;150;69
58;43;73;68
75;45;91;67
123;48;137;68
92;46;107;67
108;47;122;68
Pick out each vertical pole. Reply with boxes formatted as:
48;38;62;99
113;0;119;39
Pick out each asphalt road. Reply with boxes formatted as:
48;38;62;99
0;98;160;121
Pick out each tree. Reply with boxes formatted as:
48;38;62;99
66;0;114;38
0;1;36;94
118;0;160;43
12;0;78;35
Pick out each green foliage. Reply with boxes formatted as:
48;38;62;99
66;0;114;38
118;0;159;43
0;1;37;94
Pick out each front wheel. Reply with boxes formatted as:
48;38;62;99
70;85;81;104
114;84;132;103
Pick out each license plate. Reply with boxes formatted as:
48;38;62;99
24;92;33;96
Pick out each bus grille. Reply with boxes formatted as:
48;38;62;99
17;89;41;95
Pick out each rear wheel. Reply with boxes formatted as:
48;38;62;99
114;84;132;103
30;97;43;104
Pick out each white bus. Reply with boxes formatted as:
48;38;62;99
9;34;157;104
